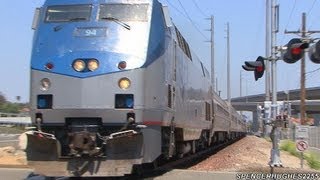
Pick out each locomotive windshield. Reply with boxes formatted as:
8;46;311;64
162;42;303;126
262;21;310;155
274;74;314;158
45;5;92;22
99;4;149;22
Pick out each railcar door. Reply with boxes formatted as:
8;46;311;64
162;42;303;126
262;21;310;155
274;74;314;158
208;100;215;145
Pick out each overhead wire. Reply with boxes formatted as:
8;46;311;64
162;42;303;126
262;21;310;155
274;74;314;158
306;0;317;17
307;0;318;29
251;1;265;55
279;0;297;45
305;0;320;85
295;67;320;89
192;0;208;17
176;0;209;40
302;67;320;89
306;67;320;75
305;71;320;87
283;0;297;31
163;0;188;19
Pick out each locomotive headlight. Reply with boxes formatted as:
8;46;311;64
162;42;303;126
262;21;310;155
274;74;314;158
40;78;51;91
118;78;131;90
88;59;99;71
73;59;85;72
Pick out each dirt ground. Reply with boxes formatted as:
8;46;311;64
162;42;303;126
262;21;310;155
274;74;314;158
0;146;26;166
0;133;27;166
190;136;319;173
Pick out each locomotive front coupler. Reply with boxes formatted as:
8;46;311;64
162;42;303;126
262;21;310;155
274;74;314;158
68;130;102;157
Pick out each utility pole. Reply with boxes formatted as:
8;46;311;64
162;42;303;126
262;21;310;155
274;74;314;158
240;70;243;97
263;0;271;138
216;77;218;93
210;16;215;93
206;16;215;93
227;23;231;104
285;13;320;125
265;0;271;101
240;70;243;117
269;0;282;169
301;13;306;126
226;22;232;137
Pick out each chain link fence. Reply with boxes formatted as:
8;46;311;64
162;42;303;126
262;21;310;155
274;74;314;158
283;126;320;149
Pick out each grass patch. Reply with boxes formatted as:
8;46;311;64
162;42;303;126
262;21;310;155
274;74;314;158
280;140;320;170
280;140;300;156
305;153;320;170
0;126;26;134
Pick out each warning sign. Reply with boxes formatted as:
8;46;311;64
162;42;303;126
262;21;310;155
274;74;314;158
296;140;308;152
295;126;309;139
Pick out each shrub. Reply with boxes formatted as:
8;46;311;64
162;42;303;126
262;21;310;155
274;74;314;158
281;140;320;170
305;153;320;170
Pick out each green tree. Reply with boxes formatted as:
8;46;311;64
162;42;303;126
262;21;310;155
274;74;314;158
0;92;6;106
0;92;29;114
1;103;20;113
0;92;7;112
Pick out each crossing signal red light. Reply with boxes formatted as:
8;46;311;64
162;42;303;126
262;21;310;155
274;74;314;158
309;40;320;64
256;66;263;72
283;38;309;64
291;47;302;55
242;56;265;81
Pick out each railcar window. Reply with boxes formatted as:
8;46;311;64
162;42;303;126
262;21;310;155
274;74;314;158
174;26;193;60
212;101;215;117
99;4;149;21
205;102;210;121
45;5;92;22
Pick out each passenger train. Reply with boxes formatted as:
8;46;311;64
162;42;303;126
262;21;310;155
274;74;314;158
26;0;247;177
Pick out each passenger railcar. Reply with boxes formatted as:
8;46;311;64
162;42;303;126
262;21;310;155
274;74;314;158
27;0;246;177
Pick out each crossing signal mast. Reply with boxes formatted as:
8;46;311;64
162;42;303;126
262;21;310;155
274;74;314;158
242;56;266;81
241;10;320;170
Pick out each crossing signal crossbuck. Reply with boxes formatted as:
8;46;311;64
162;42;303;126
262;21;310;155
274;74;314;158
242;56;265;81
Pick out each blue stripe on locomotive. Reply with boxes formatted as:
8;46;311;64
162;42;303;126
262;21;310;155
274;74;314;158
30;0;165;78
144;0;166;68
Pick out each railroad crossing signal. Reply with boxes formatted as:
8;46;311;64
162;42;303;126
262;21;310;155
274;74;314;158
309;40;320;64
242;56;265;81
282;38;309;64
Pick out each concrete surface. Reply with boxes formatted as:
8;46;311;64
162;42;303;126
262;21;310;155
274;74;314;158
151;169;237;180
0;168;33;180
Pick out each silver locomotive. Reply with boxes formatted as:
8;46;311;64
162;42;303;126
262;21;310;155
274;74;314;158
27;0;246;177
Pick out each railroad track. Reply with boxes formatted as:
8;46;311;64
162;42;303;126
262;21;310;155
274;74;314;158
136;136;245;179
22;136;245;180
